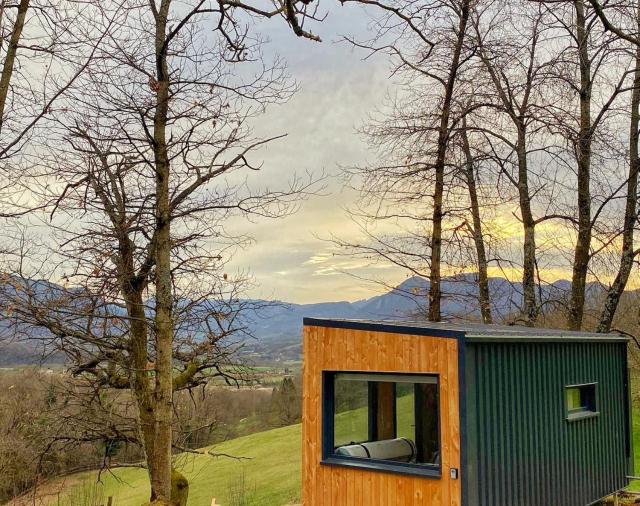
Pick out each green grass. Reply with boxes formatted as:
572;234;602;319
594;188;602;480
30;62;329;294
334;391;414;447
626;408;640;491
53;392;416;506
48;400;640;505
58;424;302;506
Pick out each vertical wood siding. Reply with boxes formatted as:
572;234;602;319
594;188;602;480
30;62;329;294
465;342;629;506
302;325;461;506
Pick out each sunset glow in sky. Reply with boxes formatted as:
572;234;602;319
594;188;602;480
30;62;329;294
224;5;607;304
226;5;406;303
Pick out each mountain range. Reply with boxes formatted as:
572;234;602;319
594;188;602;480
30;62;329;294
237;274;602;361
0;273;611;365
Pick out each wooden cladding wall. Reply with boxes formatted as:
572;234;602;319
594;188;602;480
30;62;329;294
302;325;461;506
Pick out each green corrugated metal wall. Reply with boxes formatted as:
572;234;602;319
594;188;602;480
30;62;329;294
464;342;630;506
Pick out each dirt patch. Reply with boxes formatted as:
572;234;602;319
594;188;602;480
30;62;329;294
596;491;640;505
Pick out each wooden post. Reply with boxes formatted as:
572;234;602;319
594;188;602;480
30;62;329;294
376;382;395;440
107;497;113;506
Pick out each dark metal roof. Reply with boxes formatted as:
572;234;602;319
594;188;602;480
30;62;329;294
302;317;629;343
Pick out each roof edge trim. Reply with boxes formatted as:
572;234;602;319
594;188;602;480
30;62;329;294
302;317;464;339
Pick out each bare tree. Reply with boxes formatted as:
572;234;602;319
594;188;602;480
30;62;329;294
0;0;115;153
0;0;104;217
336;0;640;330
470;1;555;325
568;0;596;330
586;0;640;46
339;0;473;321
597;2;640;332
428;0;471;321
459;117;493;323
542;0;633;330
0;0;30;130
1;1;322;504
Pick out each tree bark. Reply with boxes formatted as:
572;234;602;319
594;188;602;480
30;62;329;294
475;27;539;326
597;20;640;333
115;236;163;503
461;124;492;324
428;0;470;322
150;0;174;502
0;0;29;134
85;144;165;503
517;126;538;326
126;287;160;499
568;0;593;331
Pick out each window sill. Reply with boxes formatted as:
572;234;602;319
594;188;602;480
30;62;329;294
566;411;600;422
321;456;442;478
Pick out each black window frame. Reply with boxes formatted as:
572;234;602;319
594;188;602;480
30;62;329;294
564;382;599;422
321;370;442;478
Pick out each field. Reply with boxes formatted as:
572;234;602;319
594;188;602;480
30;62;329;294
627;408;640;491
41;400;376;506
48;424;303;506
20;403;640;506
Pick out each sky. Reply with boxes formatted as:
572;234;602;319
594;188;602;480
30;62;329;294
225;5;621;305
5;1;633;310
8;2;623;306
10;2;599;306
226;4;409;304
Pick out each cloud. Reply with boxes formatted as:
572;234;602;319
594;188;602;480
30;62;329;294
224;11;401;303
227;6;616;304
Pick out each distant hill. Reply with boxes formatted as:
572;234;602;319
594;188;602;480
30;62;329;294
241;273;574;342
237;274;618;361
0;341;57;366
0;273;613;365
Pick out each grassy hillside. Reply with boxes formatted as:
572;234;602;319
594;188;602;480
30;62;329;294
47;396;405;506
627;408;640;491
35;401;640;505
56;423;302;506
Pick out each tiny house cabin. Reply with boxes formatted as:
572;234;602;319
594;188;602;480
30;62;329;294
302;318;633;506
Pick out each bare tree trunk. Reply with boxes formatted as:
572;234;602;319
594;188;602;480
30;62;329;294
474;18;540;326
0;1;321;504
126;289;158;489
0;0;29;134
517;127;538;326
428;0;470;322
150;0;174;502
568;0;593;331
597;24;640;333
461;123;492;324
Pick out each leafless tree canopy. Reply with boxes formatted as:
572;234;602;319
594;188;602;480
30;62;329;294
335;0;640;333
3;0;640;503
1;0;323;503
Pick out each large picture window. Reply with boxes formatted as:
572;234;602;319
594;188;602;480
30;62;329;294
322;371;441;477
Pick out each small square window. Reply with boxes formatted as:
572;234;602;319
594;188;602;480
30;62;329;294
565;383;598;421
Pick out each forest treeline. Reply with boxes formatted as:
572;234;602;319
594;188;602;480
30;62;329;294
0;0;639;504
0;370;301;503
334;0;640;335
